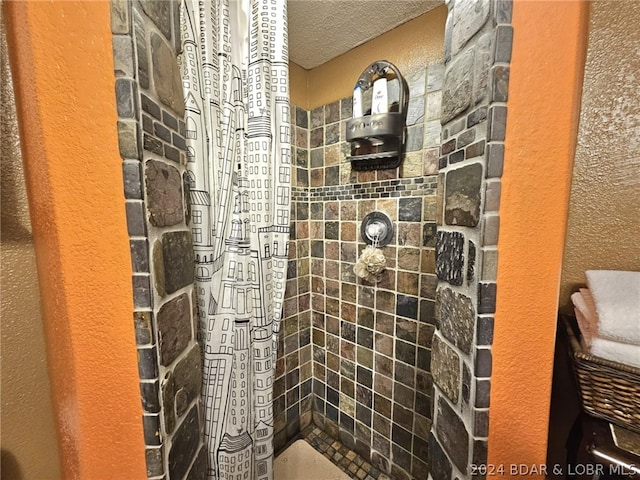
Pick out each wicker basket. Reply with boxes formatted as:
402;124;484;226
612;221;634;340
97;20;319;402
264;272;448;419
562;316;640;433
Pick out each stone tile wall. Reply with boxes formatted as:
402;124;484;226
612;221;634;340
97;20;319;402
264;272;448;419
430;0;512;478
272;107;314;453
276;63;444;480
110;1;206;478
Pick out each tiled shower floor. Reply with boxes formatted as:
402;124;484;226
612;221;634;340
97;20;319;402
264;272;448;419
298;427;390;480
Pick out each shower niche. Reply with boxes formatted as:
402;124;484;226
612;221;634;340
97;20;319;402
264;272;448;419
346;60;409;170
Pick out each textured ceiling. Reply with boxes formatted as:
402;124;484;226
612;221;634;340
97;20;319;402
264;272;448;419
288;0;444;69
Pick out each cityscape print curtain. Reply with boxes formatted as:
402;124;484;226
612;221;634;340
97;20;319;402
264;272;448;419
179;0;291;478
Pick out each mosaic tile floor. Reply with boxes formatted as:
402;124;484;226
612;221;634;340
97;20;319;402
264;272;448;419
302;426;390;480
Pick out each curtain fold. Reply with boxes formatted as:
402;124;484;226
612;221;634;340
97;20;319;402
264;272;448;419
179;0;291;478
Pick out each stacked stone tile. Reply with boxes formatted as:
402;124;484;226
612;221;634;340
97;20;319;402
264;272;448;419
430;0;512;478
275;63;444;480
111;1;205;478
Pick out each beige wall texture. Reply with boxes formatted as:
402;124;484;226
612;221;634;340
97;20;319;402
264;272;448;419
1;15;62;480
290;6;446;109
559;0;640;310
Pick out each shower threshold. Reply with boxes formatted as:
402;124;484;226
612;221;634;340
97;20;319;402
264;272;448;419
275;426;390;480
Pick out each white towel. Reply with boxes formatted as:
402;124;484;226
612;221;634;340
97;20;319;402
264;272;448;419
571;288;598;348
586;270;640;345
591;336;640;369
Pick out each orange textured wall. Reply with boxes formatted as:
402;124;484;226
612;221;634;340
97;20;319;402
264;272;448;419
3;1;147;479
487;0;589;475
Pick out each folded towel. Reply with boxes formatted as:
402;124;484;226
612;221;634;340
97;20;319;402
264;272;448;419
591;336;640;369
586;270;640;345
572;289;598;348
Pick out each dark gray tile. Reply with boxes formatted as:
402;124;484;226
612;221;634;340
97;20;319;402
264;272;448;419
449;149;464;164
491;65;510;102
457;128;476;148
467;106;488;128
341;98;353;120
143;413;161;445
399;197;422;222
474;409;489;437
163;110;178;131
435;396;469;472
115;78;136;118
133;11;149;89
296;106;308;128
140;93;161;120
428;433;452;480
137;346;158;379
325;101;340;124
130;239;149;272
475;348;493;377
467;240;476;284
487;106;507;141
156;293;191;366
395;339;416;366
134;311;154;345
478;282;497;314
145;160;184;227
462;361;471;407
168;407;200;480
132;274;151;308
396;295;418;320
486;142;504;178
476;378;491;408
310;106;324;128
494;0;513;25
477;315;494;346
118;120;142;159
145;446;164;477
140;379;160;413
123;161;142;199
158;231;194;294
325;123;340;145
143;134;163;156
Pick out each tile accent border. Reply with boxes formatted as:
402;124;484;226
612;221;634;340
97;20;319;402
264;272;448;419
430;1;512;478
110;1;206;478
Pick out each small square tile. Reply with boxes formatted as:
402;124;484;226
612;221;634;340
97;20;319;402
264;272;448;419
325;101;340;124
341;98;353;120
325;123;340;145
311;106;324;128
310;127;324;148
398;197;422;222
396;294;418;319
296;106;308;128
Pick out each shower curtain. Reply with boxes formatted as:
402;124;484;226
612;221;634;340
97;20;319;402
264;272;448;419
179;0;291;478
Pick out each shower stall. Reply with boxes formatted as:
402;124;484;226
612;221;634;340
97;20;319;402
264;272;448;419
107;0;511;478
